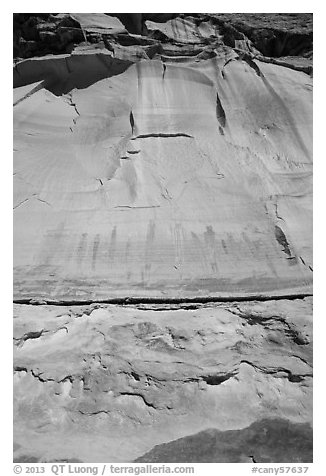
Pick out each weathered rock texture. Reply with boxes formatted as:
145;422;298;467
14;298;312;462
13;13;313;463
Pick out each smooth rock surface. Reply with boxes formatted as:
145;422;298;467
14;46;312;301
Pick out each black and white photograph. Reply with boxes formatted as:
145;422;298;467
12;4;314;470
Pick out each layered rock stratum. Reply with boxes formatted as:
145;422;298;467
13;13;313;463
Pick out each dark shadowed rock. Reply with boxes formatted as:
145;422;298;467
135;419;313;463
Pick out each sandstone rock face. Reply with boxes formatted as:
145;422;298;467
13;13;313;463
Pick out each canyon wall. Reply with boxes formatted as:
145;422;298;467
13;13;313;463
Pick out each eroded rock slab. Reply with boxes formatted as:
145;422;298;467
13;298;312;462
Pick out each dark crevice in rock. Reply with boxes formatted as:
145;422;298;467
131;133;193;140
67;94;80;116
119;392;157;409
13;198;29;210
30;369;55;383
201;372;236;385
162;63;167;79
14;367;55;383
274;198;285;222
114;205;160;209
240;360;311;382
237;52;262;76
78;409;111;416
13;293;313;307
36;197;52;207
131;371;141;381
14;366;28;373
275;225;292;257
14;366;75;385
129;110;135;135
216;92;226;127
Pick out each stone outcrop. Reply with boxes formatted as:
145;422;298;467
13;13;313;463
135;419;313;463
14;298;312;462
